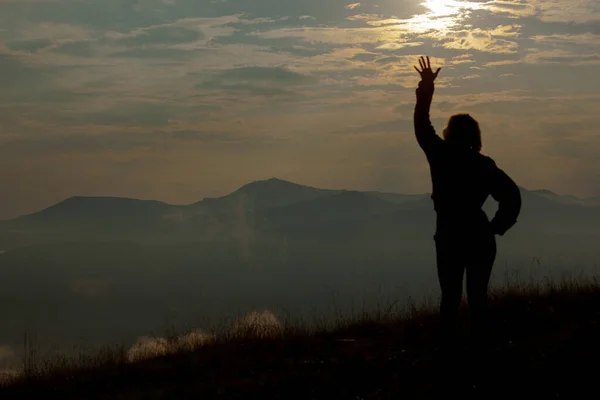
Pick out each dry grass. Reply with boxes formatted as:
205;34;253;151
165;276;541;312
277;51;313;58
1;278;599;399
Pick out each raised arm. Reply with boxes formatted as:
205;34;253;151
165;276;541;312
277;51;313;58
413;56;442;155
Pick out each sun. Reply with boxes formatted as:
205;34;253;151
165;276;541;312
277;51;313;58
423;0;485;16
403;0;464;32
402;0;485;32
377;0;485;35
422;0;457;17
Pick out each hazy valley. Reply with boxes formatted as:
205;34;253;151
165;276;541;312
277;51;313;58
0;178;598;366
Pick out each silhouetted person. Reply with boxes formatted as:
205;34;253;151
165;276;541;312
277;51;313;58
413;56;522;348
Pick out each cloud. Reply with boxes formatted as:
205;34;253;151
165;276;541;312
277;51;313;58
0;132;164;155
167;130;250;143
486;0;600;22
252;25;417;46
86;102;174;127
0;128;238;156
111;25;204;46
44;25;206;58
127;330;214;362
530;0;600;23
5;38;52;52
530;33;600;46
484;59;521;67
13;22;92;42
2;0;600;217
231;310;282;337
195;66;316;98
211;66;315;84
0;54;45;91
427;26;521;54
335;118;414;135
53;41;97;57
0;54;75;103
457;74;481;80
375;42;423;50
108;47;201;59
486;1;537;18
524;49;600;65
126;309;282;364
126;337;170;362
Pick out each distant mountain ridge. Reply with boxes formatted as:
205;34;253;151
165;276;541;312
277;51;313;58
2;196;176;234
530;189;600;206
1;178;598;249
1;178;430;223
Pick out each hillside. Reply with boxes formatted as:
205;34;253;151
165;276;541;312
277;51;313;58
1;282;598;399
263;190;400;237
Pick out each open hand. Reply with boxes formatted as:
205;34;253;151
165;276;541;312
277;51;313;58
414;56;441;83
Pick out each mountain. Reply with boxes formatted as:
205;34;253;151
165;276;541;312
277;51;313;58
218;178;339;209
2;196;175;234
264;190;401;237
363;191;430;204
530;189;600;206
1;178;599;250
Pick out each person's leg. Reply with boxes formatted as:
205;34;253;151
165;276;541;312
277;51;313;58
465;233;497;345
435;234;465;346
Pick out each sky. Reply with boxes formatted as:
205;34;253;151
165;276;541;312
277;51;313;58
1;0;599;219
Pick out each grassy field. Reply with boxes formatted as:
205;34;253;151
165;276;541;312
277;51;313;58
1;278;599;399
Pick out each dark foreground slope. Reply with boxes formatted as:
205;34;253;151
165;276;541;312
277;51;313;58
2;282;599;400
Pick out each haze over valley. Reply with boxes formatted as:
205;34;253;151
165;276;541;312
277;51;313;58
0;178;598;363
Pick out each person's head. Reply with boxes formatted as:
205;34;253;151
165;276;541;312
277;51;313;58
442;113;482;152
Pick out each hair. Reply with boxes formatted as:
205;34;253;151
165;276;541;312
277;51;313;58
442;113;482;152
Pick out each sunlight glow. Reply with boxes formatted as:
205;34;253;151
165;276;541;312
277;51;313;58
404;0;486;33
423;0;485;17
424;0;462;16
